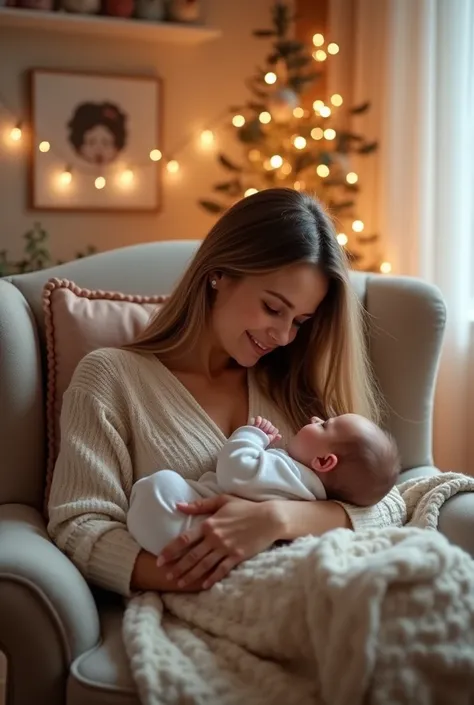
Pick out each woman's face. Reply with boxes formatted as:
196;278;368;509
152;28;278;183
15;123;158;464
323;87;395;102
79;124;118;165
211;263;328;367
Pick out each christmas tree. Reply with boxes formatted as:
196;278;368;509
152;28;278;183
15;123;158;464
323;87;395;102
199;1;386;273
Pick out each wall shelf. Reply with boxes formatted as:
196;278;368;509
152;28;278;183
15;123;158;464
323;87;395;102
0;7;221;45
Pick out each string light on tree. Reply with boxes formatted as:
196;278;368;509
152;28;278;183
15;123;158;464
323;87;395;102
328;42;340;55
292;135;307;149
259;111;272;124
316;164;330;178
293;107;305;119
330;94;343;107
312;33;324;46
149;149;162;162
311;127;324;140
324;129;336;140
95;176;106;190
39;141;50;153
232;114;246;127
264;72;277;85
270;154;283;169
319;106;331;118
313;50;327;62
346;172;358;184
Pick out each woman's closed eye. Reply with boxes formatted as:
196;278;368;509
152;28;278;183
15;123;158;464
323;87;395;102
263;302;305;328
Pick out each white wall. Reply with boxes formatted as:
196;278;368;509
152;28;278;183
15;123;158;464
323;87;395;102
0;0;278;263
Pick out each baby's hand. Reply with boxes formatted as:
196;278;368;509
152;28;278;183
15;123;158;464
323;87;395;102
250;416;282;444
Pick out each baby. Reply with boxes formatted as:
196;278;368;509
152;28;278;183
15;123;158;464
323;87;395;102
127;414;400;557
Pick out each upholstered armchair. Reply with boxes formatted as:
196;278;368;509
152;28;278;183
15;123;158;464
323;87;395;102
1;240;473;705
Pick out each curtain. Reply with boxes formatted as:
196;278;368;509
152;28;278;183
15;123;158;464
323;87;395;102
329;0;474;473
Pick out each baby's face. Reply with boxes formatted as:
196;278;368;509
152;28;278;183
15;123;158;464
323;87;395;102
288;413;375;468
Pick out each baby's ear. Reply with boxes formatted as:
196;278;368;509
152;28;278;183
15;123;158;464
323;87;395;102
311;454;338;473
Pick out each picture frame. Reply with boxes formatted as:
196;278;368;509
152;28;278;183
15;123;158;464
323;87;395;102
29;69;162;213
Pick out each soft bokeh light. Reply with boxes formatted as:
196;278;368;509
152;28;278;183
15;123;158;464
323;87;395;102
166;160;180;174
346;172;359;184
232;114;246;127
245;187;258;197
316;164;330;178
311;127;324;140
352;220;364;232
330;93;343;107
380;261;392;274
95;176;106;190
337;233;348;246
328;42;340;55
313;50;327;62
120;169;134;187
312;33;324;46
200;130;215;147
293;135;307;150
150;149;162;162
264;72;277;85
39;141;50;153
259;111;272;124
270;154;283;169
324;129;336;140
293;107;305;119
319;106;331;118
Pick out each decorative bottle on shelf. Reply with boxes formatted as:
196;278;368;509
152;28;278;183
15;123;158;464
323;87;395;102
168;0;200;23
136;0;166;21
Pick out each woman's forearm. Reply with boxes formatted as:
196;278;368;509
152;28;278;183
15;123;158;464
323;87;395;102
130;549;204;592
272;499;352;541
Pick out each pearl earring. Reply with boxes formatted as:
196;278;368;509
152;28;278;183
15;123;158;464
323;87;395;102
211;279;217;288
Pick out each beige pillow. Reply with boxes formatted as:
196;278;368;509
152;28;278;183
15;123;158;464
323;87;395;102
43;278;167;509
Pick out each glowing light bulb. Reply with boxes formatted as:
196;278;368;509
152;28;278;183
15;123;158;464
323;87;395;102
59;170;72;186
328;42;340;55
380;261;392;274
259;111;271;124
245;188;258;197
39;141;50;153
313;99;325;113
313;50;327;62
270;154;283;169
149;149;162;162
293;135;307;150
316;164;330;178
346;172;358;184
120;169;134;186
264;72;277;85
232;114;246;127
311;127;324;140
319;106;331;118
281;162;292;175
166;160;180;174
313;33;325;47
293;107;305;119
324;128;336;140
95;176;106;190
10;126;22;142
337;233;348;246
249;149;261;162
200;130;215;146
330;93;343;107
352;220;364;232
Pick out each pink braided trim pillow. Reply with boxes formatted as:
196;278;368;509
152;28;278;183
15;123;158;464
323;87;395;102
43;278;168;512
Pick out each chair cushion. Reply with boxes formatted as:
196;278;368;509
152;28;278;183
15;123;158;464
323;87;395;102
68;602;140;705
43;278;167;509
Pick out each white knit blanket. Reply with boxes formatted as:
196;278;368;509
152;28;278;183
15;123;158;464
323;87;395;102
123;472;474;705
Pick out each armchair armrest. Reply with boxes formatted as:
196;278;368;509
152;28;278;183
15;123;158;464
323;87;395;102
0;503;100;705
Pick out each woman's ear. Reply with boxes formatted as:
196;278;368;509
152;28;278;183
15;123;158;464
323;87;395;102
311;454;338;473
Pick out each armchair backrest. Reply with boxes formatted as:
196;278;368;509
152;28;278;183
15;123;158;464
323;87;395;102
0;240;446;509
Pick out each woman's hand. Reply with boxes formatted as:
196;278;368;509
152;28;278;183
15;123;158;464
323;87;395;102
156;495;283;589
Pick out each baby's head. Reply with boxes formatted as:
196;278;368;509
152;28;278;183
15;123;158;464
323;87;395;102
287;414;400;507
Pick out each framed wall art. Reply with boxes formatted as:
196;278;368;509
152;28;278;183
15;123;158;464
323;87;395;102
29;69;162;212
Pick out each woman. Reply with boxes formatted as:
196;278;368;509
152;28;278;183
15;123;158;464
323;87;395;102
47;188;405;596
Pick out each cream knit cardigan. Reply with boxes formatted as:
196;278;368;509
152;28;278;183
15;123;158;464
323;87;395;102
47;347;406;597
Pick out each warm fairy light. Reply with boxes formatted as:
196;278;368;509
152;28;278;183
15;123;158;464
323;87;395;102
232;114;246;127
149;149;162;161
316;164;330;178
324;128;336;140
313;50;327;62
39;141;50;153
313;99;325;113
319;106;332;118
259;111;272;124
337;233;348;246
352;220;364;232
200;130;215;147
10;126;22;142
166;160;180;174
330;93;343;107
294;180;305;191
312;33;324;46
263;159;273;171
293;135;307;150
380;261;392;274
328;42;340;55
270;154;283;169
249;149;261;162
120;169;134;186
59;170;72;186
245;187;258;197
311;127;324;140
281;162;292;175
95;176;106;190
346;172;359;184
293;107;305;119
264;72;277;85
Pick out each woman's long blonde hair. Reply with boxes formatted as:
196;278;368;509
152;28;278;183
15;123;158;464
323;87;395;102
125;188;380;429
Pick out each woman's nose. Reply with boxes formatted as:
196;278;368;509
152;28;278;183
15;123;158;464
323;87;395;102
269;321;294;346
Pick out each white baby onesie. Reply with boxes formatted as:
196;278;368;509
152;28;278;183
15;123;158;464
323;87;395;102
127;425;327;556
